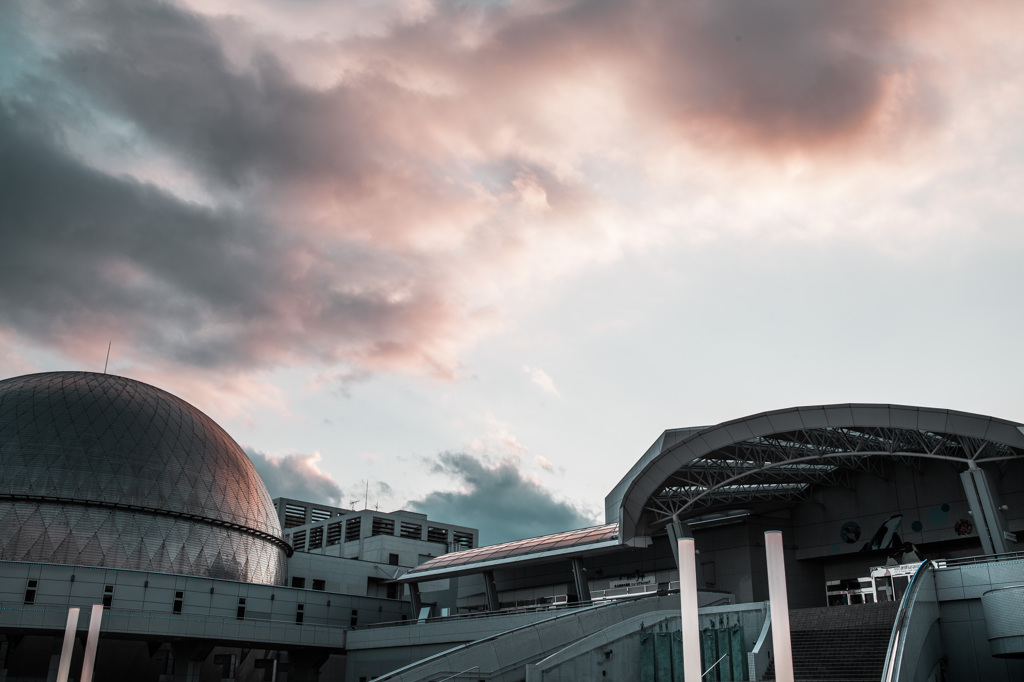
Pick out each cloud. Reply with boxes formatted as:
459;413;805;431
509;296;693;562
523;365;561;397
408;452;596;544
1;0;1020;397
245;448;343;506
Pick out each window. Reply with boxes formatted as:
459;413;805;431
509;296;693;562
350;609;358;627
308;526;324;550
102;585;114;609
427;526;448;544
327;522;342;546
312;579;326;591
284;503;307;528
311;508;333;523
24;580;37;605
173;591;183;614
371;517;395;537
387;583;400;599
345;517;361;542
400;521;422;539
291;577;306;589
453;531;474;550
292;530;307;552
389;553;400;566
237;597;246;620
296;604;304;624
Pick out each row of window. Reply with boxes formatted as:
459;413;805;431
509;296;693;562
283;503;340;529
289;518;474;552
22;580;353;624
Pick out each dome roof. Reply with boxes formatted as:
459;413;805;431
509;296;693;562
0;371;288;583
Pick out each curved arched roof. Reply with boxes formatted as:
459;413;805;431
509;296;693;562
609;404;1024;542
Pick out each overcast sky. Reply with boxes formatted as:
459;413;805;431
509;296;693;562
3;0;1023;544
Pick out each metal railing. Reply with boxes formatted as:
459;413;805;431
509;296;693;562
361;591;661;630
937;550;1024;568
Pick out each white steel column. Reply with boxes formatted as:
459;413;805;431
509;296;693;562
765;531;794;682
80;604;104;682
55;607;80;682
678;537;702;682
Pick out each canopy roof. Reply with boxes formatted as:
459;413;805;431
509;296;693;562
608;404;1024;542
402;523;620;582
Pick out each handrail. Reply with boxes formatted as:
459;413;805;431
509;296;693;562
747;605;772;682
361;592;658;630
436;666;479;681
702;653;728;678
881;559;936;682
938;550;1024;567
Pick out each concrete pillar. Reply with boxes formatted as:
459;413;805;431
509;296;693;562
407;582;422;615
483;571;500;612
765;531;794;682
668;519;704;587
961;466;1012;555
678;538;702;682
55;608;79;682
79;605;103;682
570;557;592;603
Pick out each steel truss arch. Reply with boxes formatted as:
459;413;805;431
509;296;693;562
610;404;1024;542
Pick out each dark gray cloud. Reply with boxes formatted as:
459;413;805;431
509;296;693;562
0;0;956;385
0;92;463;374
245;447;343;506
408;452;596;545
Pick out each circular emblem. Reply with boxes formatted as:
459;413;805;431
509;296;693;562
840;521;862;544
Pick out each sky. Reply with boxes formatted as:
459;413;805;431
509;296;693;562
2;0;1024;545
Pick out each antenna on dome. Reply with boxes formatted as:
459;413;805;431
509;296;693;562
103;341;111;374
364;480;369;510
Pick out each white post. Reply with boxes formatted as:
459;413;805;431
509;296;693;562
678;537;702;682
765;531;794;682
80;604;104;682
55;607;80;682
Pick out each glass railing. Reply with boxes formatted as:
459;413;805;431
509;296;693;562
881;560;941;682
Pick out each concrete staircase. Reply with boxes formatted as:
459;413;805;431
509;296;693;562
765;601;899;681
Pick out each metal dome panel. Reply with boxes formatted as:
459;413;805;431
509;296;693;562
0;372;287;584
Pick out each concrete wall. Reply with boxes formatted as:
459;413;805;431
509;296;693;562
934;559;1024;681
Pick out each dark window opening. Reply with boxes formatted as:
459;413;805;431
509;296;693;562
102;585;113;609
372;517;395;537
350;609;358;627
453;531;474;550
291;577;306;589
387;583;400;599
312;579;326;591
173;590;183;614
327;522;342;545
24;579;37;605
311;508;333;523
308;526;324;550
345;517;361;542
389;553;400;566
296;604;304;625
237;597;246;620
284;503;307;528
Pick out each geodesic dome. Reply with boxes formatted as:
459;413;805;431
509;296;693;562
0;371;288;584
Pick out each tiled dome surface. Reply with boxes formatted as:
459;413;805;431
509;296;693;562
0;372;287;584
